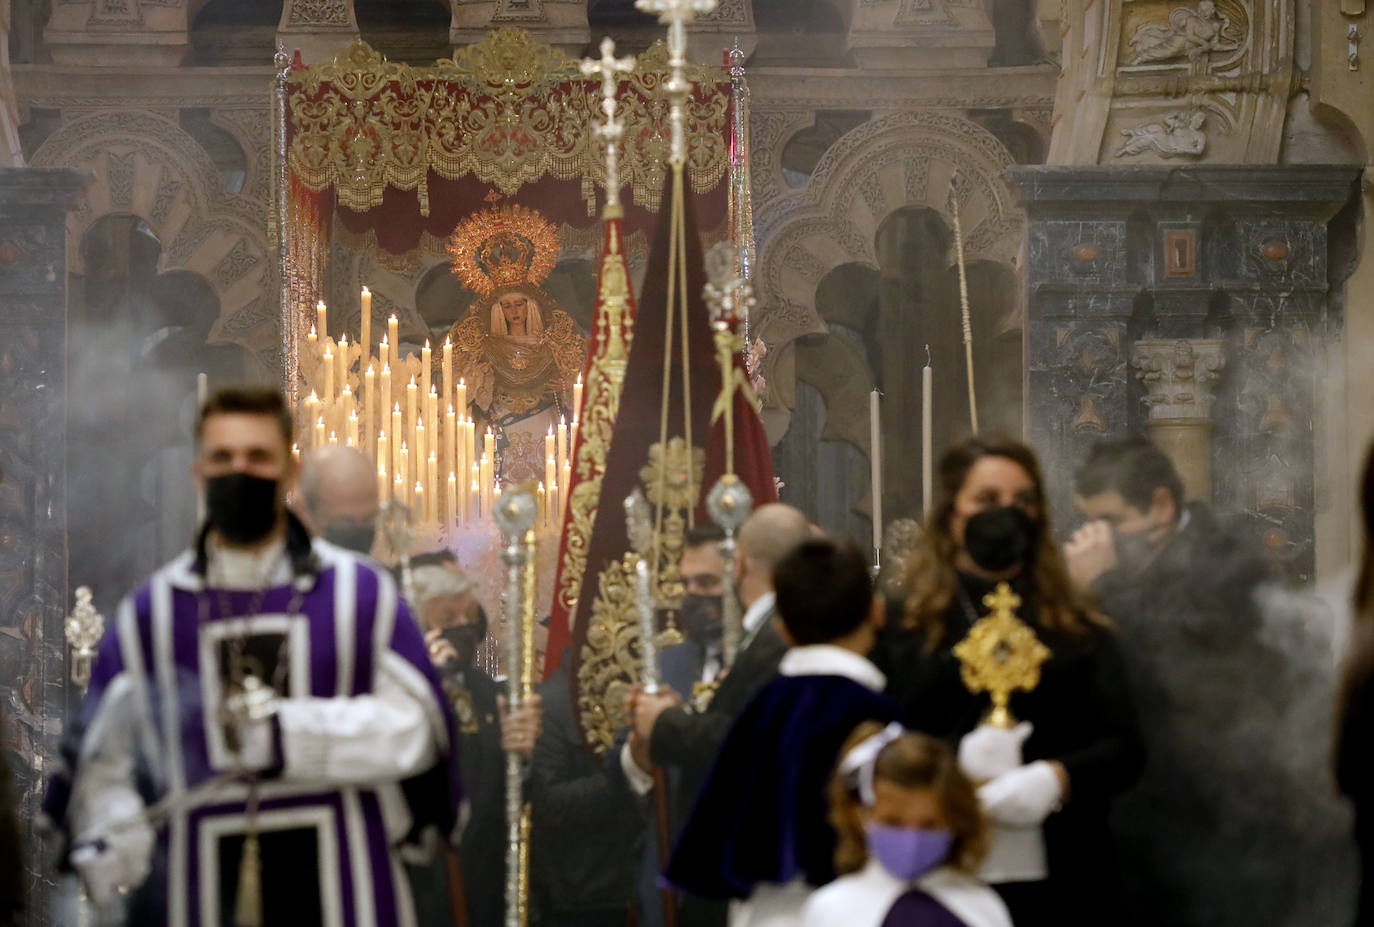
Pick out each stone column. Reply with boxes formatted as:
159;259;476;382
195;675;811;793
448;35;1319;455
0;167;85;927
278;0;360;66
1131;339;1227;501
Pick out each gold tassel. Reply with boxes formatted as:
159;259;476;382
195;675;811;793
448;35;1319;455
234;831;263;927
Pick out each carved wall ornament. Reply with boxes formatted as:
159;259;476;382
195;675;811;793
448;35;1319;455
1116;110;1208;159
1131;338;1227;423
1125;1;1245;67
283;0;352;26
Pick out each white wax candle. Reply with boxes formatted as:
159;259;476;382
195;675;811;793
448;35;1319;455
922;359;933;521
870;389;882;555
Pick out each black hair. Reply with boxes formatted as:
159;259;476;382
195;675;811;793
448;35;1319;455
685;523;727;549
1074;436;1185;521
774;539;873;646
197;386;293;449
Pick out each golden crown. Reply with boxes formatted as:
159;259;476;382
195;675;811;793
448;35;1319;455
448;203;560;297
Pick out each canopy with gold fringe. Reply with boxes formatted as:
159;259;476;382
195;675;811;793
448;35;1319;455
275;29;744;408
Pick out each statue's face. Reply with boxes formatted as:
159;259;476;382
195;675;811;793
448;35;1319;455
1199;1;1214;16
499;293;530;327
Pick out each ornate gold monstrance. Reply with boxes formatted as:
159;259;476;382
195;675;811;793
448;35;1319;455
952;582;1051;729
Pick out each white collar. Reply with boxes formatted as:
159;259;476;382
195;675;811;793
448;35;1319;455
742;591;776;635
778;644;886;691
207;536;291;590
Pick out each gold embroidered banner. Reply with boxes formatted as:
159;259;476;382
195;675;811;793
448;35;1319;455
287;30;731;217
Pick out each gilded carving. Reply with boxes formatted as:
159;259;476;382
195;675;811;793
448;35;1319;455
288;32;731;216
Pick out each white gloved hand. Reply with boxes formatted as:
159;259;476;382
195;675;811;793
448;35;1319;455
71;820;155;905
233;717;276;772
958;721;1033;783
977;760;1064;827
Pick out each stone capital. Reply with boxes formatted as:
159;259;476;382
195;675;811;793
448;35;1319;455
450;1;589;55
1131;338;1227;423
278;0;360;66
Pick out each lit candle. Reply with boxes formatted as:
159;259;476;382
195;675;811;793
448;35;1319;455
392;404;403;479
360;286;372;358
427;452;438;524
545;427;555;474
537;482;547;528
922;355;933;520
415;481;425;521
364;364;376;451
447;472;457;530
347;409;359;447
292;443;300;465
426;386;439;454
316;300;328;338
394;471;405;503
388;314;400;373
466;419;476;482
406;377;418;439
322;345;335;400
378;461;388;503
399;442;410;503
549;479;558;524
415;416;427;482
377;429;389;476
380;361;392;424
557;418;568;476
446;404;457;482
471;477;481;521
457;378;467;416
442;338;453;413
305;390;321;443
545;453;557;503
338;333;350;388
315;416;326;448
561;458;571;519
480;453;491;512
483;427;495;470
421;339;432;378
307;324;318;349
870;389;882;557
573;373;584;418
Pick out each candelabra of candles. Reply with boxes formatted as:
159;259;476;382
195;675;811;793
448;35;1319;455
297;291;582;536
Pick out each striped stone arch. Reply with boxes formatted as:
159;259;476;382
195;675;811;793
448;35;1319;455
752;108;1022;441
29;109;277;355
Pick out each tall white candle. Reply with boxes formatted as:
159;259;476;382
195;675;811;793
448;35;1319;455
360;286;372;359
870;389;882;557
923;355;933;521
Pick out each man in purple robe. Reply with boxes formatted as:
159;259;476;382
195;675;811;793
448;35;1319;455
45;386;461;927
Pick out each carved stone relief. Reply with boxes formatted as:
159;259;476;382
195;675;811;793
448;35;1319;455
44;0;191;66
753;109;1022;443
29;110;277;354
849;0;996;68
1049;0;1297;165
450;0;589;53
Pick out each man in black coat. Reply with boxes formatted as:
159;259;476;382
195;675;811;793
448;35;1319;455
621;503;813;927
1065;437;1324;926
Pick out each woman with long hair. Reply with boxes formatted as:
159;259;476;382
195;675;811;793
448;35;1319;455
874;436;1145;926
1336;442;1374;926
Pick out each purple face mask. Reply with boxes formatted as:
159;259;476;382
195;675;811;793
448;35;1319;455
865;823;953;882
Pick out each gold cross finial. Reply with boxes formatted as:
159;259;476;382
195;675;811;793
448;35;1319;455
952;582;1050;729
635;0;718;166
580;37;636;215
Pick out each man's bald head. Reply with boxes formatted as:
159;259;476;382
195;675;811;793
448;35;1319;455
737;503;812;597
298;445;380;552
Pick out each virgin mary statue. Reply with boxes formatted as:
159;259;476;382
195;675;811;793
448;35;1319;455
445;203;588;484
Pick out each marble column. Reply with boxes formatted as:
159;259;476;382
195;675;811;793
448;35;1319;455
1131;339;1227;501
1010;165;1359;581
0;167;85;927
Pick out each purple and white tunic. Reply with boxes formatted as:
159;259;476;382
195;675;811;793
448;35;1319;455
60;538;459;927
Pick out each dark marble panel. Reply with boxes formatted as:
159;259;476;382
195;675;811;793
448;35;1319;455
0;168;85;927
1010;165;1357;577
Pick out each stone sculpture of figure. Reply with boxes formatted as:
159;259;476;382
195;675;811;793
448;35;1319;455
1128;1;1240;65
1116;111;1208;159
445;203;588;484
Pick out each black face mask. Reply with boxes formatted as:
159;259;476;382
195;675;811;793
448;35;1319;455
205;473;281;546
440;624;487;668
963;506;1037;574
679;593;724;643
323;520;377;555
